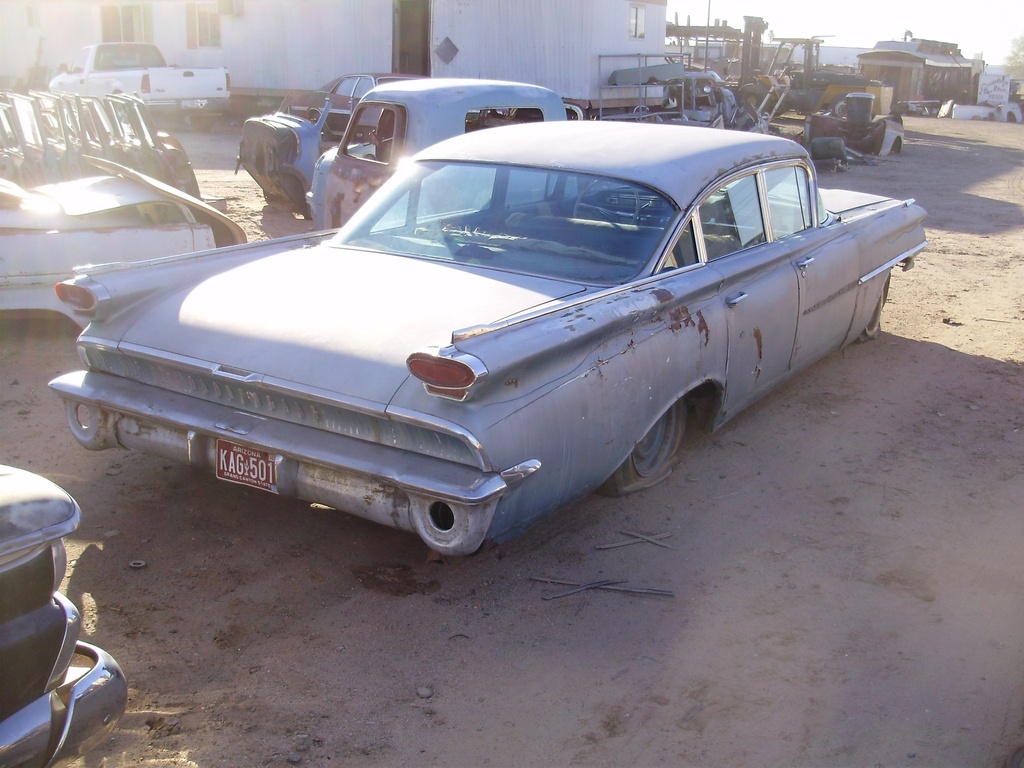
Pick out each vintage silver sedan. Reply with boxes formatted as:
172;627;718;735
49;121;926;555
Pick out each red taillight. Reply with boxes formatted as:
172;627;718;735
407;353;478;389
55;282;97;313
141;73;151;93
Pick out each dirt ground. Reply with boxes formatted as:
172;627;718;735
2;115;1023;768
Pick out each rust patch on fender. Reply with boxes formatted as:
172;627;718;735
753;327;763;359
667;304;697;332
696;311;710;346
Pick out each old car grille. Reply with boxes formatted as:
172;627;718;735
83;348;484;469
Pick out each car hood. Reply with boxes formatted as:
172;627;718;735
117;243;587;407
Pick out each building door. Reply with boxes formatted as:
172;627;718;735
394;0;429;75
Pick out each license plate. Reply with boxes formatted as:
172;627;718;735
216;439;278;493
181;99;208;109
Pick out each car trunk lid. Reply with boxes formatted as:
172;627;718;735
116;244;586;407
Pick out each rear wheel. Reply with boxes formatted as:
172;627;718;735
598;401;686;496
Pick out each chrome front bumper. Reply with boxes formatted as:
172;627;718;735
0;641;127;768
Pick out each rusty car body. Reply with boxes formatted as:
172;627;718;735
279;72;422;142
236;105;329;218
805;111;905;157
1;157;245;325
237;74;422;218
48;121;926;555
0;90;201;197
0;465;127;767
308;78;569;230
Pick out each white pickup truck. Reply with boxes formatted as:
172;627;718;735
49;43;230;128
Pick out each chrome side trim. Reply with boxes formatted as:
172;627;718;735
859;242;928;285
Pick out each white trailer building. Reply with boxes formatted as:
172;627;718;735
0;0;669;115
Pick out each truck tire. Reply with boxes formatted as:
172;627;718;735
829;94;848;118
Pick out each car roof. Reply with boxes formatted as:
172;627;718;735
360;77;565;111
414;120;810;208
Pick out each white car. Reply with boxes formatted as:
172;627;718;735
1;159;245;325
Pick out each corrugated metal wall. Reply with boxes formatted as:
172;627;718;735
0;0;666;102
221;0;395;93
430;0;664;102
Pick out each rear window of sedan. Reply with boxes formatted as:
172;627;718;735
335;160;678;284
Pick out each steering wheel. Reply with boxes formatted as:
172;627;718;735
573;180;641;224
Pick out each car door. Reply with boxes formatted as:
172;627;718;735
761;166;864;370
699;172;801;420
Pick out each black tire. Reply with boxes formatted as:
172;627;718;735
598;401;686;497
858;277;890;342
829;94;848;118
738;83;770;110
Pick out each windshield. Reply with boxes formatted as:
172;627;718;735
332;161;677;284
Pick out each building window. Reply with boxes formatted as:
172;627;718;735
100;4;153;43
187;2;222;49
628;4;646;39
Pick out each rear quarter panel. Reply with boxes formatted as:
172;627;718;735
389;265;728;539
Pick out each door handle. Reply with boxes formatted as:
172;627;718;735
796;256;815;269
725;292;747;307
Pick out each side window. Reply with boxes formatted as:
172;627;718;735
764;166;812;239
698;174;765;260
817;189;830;225
343;105;401;164
661;220;698;271
352;77;374;100
334;77;357;98
465;106;546;133
70;50;89;74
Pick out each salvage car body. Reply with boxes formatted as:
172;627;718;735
1;90;200;197
279;72;422;142
49;122;926;555
662;72;740;127
236;105;329;218
1;157;245;324
0;465;127;767
308;78;568;230
238;74;423;218
805;111;905;156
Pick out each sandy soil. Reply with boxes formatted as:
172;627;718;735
2;116;1023;768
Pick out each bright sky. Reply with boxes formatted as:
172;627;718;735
666;0;1019;64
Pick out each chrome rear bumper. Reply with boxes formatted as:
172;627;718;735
51;370;506;554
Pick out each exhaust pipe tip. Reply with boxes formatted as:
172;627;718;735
65;401;116;451
409;498;496;557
